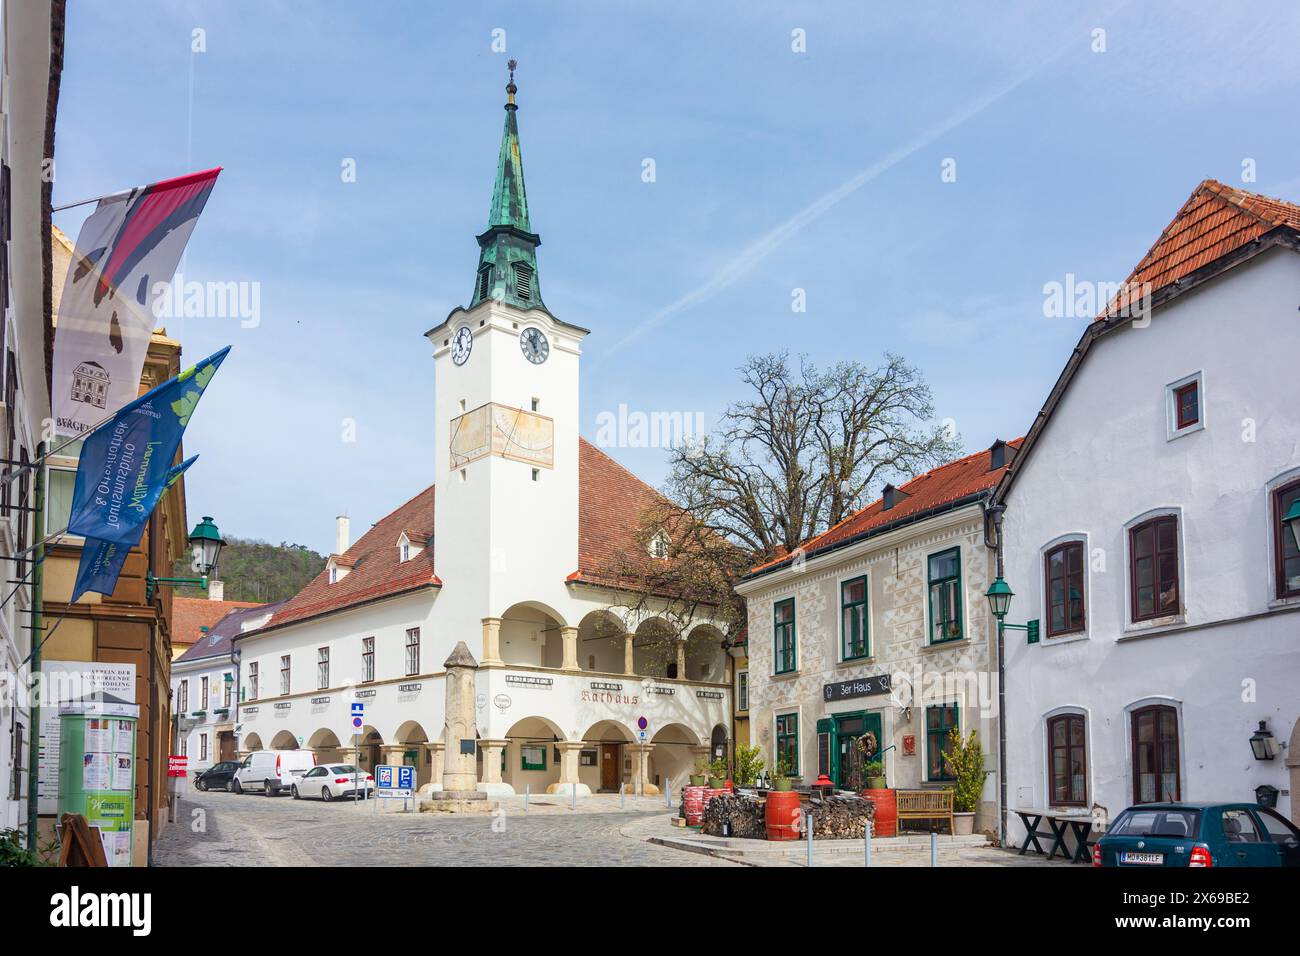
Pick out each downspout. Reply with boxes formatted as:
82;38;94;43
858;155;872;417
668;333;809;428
25;443;45;851
983;501;1008;849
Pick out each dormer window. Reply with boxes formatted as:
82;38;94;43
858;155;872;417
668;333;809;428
400;542;411;563
397;531;426;564
512;262;533;301
648;530;670;560
326;555;354;584
329;566;339;584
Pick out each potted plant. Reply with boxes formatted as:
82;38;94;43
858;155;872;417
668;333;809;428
689;755;708;787
769;758;793;792
707;758;728;789
942;728;986;836
863;759;886;790
733;743;764;788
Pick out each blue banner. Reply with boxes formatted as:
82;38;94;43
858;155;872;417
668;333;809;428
67;347;228;545
70;456;200;602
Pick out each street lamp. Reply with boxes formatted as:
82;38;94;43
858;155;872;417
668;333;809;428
147;515;225;602
189;515;226;577
1283;499;1300;552
1249;720;1280;761
985;576;1014;621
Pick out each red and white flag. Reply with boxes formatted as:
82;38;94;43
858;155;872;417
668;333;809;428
52;167;221;436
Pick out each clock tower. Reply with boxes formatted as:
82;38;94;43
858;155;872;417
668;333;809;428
426;63;589;642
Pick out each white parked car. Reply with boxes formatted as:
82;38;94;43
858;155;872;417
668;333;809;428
291;764;374;802
232;750;316;796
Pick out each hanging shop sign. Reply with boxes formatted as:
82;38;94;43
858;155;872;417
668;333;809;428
822;674;892;702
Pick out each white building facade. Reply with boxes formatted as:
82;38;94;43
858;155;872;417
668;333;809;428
995;181;1300;837
0;1;61;836
234;74;731;797
736;444;1016;832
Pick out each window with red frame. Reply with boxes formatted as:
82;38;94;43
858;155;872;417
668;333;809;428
1174;380;1199;430
1045;541;1086;637
1130;516;1180;621
1275;479;1300;599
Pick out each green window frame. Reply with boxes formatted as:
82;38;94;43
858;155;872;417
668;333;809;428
520;744;546;771
773;598;796;674
840;575;870;660
927;547;963;643
775;712;799;778
926;703;959;781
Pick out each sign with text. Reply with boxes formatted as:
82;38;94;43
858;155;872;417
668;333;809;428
822;674;892;702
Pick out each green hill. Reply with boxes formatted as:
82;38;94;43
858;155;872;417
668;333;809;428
172;536;326;603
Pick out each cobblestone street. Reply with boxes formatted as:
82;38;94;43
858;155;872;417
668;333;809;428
152;786;740;867
153;787;1047;867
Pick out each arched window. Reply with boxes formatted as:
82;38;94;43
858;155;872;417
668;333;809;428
1129;516;1180;622
1273;478;1300;599
1046;713;1087;806
1131;704;1180;803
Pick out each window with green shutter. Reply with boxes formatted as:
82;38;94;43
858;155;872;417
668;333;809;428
841;575;869;660
928;548;963;643
773;598;796;674
775;713;799;777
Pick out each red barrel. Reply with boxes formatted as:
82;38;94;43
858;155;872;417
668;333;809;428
863;788;895;837
683;785;709;826
765;790;803;841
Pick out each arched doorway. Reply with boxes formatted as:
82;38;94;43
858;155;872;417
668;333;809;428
270;730;298;750
686;625;728;683
711;724;728;767
353;726;384;772
650;722;701;792
503;716;565;793
582;719;636;792
241;732;263;753
395;720;431;787
499;602;567;668
308;728;345;765
633;618;676;678
577;610;627;674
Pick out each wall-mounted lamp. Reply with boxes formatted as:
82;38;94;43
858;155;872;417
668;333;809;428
1249;720;1280;761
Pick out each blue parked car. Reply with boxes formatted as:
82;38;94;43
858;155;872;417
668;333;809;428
1095;802;1300;867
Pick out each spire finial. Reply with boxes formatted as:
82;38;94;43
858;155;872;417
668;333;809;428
506;58;518;106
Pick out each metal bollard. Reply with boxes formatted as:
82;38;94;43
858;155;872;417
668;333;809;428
620;782;625;810
524;784;529;812
931;830;938;867
806;809;814;867
665;780;672;808
571;783;577;811
865;824;871;867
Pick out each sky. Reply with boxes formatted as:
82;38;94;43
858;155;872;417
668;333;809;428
53;1;1300;556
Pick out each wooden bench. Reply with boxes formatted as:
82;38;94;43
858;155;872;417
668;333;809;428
895;789;955;834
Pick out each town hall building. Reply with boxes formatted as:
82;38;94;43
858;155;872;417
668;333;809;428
233;69;732;797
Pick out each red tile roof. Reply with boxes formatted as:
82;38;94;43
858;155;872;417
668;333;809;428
172;596;265;650
175;600;287;663
1103;179;1300;319
748;440;1023;577
264;439;670;630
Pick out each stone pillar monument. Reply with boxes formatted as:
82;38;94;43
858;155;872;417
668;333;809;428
441;641;480;793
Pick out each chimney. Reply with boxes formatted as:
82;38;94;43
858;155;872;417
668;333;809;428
882;484;909;511
988;439;1016;471
336;515;350;555
208;579;225;601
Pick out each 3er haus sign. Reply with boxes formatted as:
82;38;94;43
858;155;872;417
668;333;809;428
823;674;892;702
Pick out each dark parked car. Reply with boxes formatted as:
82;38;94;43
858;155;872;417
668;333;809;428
1095;802;1300;867
193;761;241;792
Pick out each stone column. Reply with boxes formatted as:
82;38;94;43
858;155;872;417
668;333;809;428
421;742;444;792
623;634;635;675
480;617;503;665
548;741;590;797
628;743;659;795
479;739;508;784
379;745;407;768
560;626;580;671
675;639;687;680
441;642;479;792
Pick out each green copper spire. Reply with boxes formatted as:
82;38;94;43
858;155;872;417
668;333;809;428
470;59;544;312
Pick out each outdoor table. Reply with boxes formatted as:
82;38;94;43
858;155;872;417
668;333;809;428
1014;808;1096;863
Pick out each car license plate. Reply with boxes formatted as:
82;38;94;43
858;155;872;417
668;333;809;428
1121;851;1164;865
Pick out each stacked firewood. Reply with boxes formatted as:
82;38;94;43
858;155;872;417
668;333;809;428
699;794;767;839
808;794;875;839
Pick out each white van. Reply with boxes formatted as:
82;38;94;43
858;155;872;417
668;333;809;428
233;750;317;796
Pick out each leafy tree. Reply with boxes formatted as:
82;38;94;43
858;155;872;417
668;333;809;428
172;537;325;602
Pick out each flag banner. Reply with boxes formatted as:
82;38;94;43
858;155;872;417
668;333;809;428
67;347;229;545
70;456;199;603
52;167;221;436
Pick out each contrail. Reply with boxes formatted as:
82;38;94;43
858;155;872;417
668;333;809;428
599;23;1094;363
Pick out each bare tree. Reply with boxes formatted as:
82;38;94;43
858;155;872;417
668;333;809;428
604;351;959;645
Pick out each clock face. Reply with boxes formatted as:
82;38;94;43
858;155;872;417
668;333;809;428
451;326;473;366
520;327;549;364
